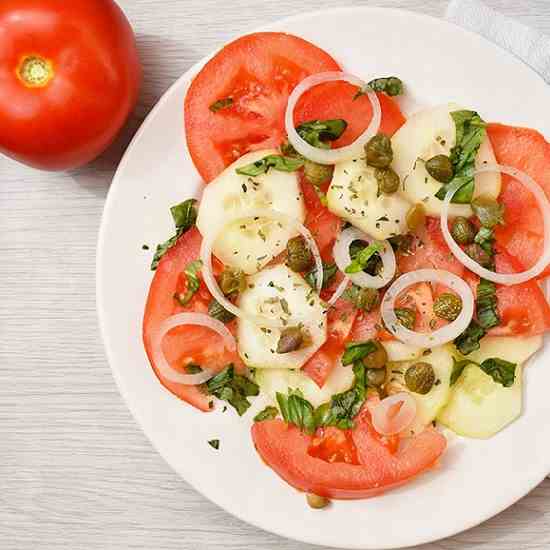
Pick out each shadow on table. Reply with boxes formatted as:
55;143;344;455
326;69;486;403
70;34;199;196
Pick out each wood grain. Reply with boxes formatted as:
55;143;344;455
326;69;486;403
2;1;550;549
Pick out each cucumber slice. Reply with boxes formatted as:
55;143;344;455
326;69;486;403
383;341;424;362
463;335;542;366
438;364;522;439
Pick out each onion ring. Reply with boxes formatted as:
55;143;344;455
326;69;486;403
381;269;475;348
200;209;323;328
151;313;236;385
285;72;381;164
372;392;417;436
327;276;350;307
441;164;550;285
333;227;396;289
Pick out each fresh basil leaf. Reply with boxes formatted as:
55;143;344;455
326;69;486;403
345;242;383;274
479;358;516;387
276;390;316;434
435;111;486;204
253;406;279;422
342;340;378;366
474;227;495;255
151;199;198;270
454;320;486;355
206;365;259;416
354;77;404;100
450;357;477;385
305;262;337;290
207;439;220;450
236;155;304;177
185;363;202;374
209;97;233;112
476;278;500;330
296;119;348;149
174;260;202;306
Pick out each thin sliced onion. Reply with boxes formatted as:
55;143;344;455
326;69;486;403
333;227;396;289
381;269;474;348
200;209;323;328
151;313;236;385
441;164;550;285
285;72;381;164
372;392;417;436
327;276;350;307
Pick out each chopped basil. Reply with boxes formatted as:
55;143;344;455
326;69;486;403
435;111;486;204
142;244;150;250
206;365;259;416
207;439;220;450
151;199;198;270
305;262;337;290
451;357;516;387
208;298;235;323
454;320;486;355
276;389;317;434
345;242;383;274
209;97;233;112
236;155;304;177
474;227;495;256
354;76;404;100
253;405;279;422
185;363;203;374
296;119;348;149
342;340;378;366
174;260;202;306
476;279;500;330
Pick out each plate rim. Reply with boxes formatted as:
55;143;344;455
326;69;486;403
96;6;550;549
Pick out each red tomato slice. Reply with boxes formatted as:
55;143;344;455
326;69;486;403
487;123;550;279
252;407;446;499
185;32;340;182
142;228;243;411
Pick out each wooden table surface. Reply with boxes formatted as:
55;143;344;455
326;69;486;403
2;1;550;548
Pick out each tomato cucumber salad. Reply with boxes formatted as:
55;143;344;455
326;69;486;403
143;32;550;506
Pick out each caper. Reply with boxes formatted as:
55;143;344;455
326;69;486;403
362;340;388;370
395;307;416;330
471;196;505;228
404;362;435;394
406;203;426;232
450;216;476;245
375;167;400;194
433;293;463;321
366;367;387;387
353;287;380;312
276;326;304;354
306;493;330;509
365;134;393;169
219;268;247;296
425;154;454;183
208;299;235;323
286;236;313;272
465;243;493;267
304;160;333;187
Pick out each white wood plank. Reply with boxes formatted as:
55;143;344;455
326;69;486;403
2;1;550;549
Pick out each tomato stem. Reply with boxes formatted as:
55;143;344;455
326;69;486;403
17;55;54;88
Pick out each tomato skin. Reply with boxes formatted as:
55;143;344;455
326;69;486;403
0;0;141;170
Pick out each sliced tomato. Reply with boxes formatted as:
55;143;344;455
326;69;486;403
487;123;550;279
142;228;243;411
309;427;360;465
252;407;446;499
185;32;340;182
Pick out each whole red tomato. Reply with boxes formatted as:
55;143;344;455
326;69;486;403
0;0;141;171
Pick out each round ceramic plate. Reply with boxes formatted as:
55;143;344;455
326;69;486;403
97;7;550;549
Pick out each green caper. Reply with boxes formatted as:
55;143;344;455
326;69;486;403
353;287;380;312
395;307;416;330
286;236;313;272
219;268;247;296
404;362;435;394
306;493;330;509
406;203;426;232
276;326;304;354
208;299;235;323
304;160;333;187
465;243;493;267
365;133;393;169
471;196;505;228
425;154;454;183
366;367;387;387
375;167;400;194
450;216;476;245
362;340;388;370
433;293;463;321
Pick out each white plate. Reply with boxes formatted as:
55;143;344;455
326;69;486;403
97;7;550;549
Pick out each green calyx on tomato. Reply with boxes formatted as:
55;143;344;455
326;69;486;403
17;55;54;88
